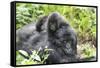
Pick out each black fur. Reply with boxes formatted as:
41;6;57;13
16;12;77;63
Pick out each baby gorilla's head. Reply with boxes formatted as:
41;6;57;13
47;12;67;33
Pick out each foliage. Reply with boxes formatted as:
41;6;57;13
77;43;96;58
16;48;52;65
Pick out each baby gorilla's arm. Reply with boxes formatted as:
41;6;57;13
36;16;48;32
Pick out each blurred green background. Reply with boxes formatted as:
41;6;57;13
16;3;96;65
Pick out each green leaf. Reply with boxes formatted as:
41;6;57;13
19;50;29;57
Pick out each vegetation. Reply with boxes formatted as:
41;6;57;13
16;3;96;65
16;48;52;65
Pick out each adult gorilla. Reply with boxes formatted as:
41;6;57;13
16;12;77;64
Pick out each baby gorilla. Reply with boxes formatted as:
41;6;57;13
16;12;77;64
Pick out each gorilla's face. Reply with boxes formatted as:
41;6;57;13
56;26;68;43
54;24;71;47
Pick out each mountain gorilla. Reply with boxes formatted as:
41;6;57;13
16;12;77;64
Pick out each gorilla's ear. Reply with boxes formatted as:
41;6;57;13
47;12;61;33
36;16;48;32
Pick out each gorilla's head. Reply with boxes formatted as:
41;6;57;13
47;12;66;33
